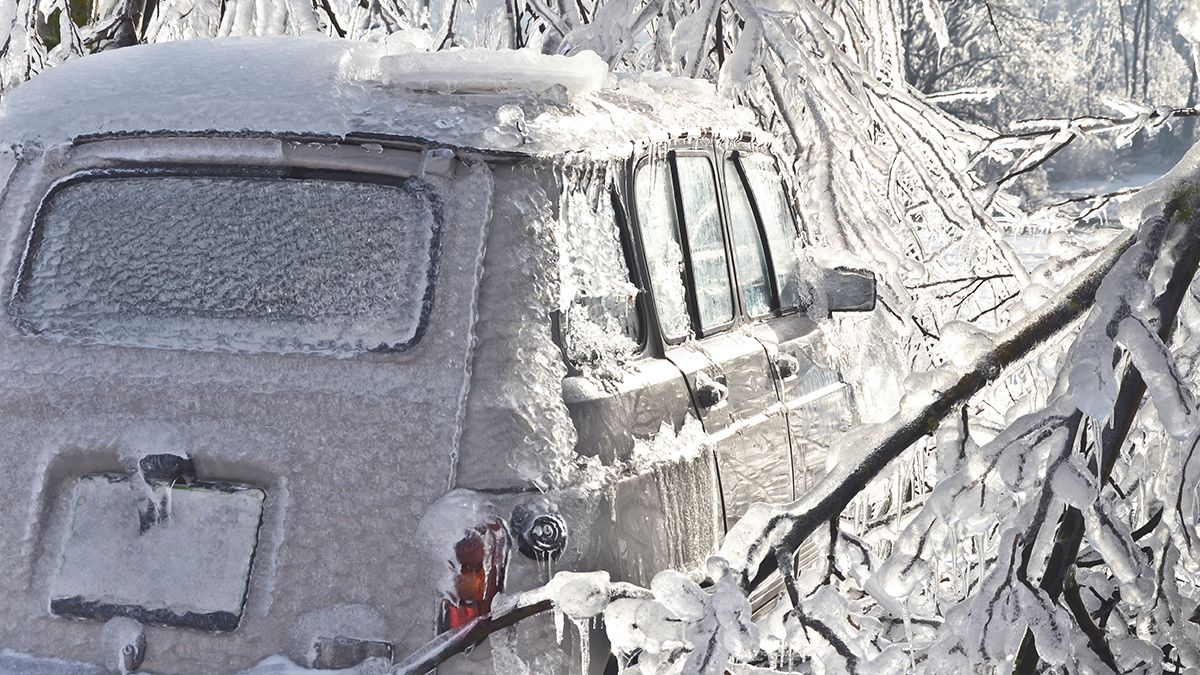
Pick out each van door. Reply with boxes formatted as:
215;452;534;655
726;150;859;495
556;175;723;587
630;146;794;528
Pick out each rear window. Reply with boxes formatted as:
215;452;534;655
9;172;441;356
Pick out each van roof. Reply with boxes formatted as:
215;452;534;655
0;36;770;160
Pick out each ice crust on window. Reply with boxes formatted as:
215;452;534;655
675;155;734;330
634;161;691;339
740;154;806;309
557;162;639;375
723;159;772;316
11;174;438;356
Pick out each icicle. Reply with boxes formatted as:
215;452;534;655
934;557;941;605
799;435;810;491
976;534;985;590
574;617;590;675
554;607;565;645
892;464;902;532
957;525;967;601
902;598;916;672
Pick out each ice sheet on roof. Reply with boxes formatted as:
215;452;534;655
0;37;760;158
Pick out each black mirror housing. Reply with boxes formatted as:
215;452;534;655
825;266;877;312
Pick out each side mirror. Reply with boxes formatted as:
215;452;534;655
825;267;877;312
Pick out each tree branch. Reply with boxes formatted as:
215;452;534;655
718;231;1135;591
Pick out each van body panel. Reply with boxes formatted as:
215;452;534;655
0;140;493;672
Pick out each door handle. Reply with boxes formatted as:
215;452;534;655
695;373;728;409
774;353;801;380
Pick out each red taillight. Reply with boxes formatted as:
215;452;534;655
438;517;510;632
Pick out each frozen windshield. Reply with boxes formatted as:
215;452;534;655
9;173;440;356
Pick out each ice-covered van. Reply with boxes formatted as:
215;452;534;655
0;35;875;673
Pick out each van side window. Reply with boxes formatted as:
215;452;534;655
634;162;691;339
724;157;774;317
741;155;804;310
674;156;734;331
559;184;642;365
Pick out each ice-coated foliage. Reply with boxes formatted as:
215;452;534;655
902;0;1199;124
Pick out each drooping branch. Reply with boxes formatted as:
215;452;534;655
1014;187;1200;672
391;599;553;675
718;229;1135;591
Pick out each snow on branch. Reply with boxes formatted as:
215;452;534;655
714;229;1134;591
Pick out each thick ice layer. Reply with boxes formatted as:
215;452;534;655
377;48;608;96
557;162;640;374
0;37;760;160
1120;140;1200;228
50;475;263;622
938;321;996;368
454;164;581;490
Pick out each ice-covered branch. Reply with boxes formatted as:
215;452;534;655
716;229;1134;590
983;107;1200;188
392;576;653;674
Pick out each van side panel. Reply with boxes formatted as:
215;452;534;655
0;148;494;672
454;162;580;491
